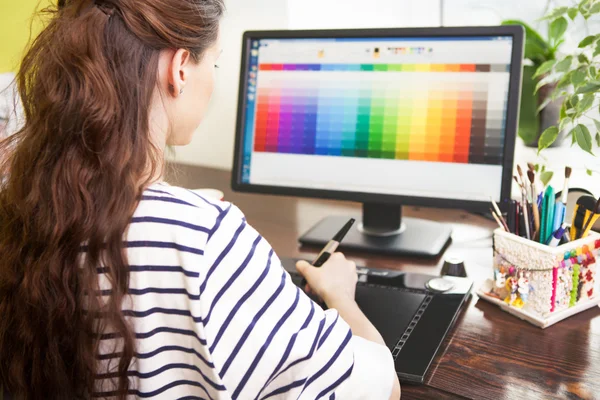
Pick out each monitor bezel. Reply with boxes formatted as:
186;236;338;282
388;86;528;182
231;26;524;213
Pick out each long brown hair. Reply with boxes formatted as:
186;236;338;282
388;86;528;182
0;0;224;398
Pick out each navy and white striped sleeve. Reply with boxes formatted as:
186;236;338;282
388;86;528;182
200;203;371;399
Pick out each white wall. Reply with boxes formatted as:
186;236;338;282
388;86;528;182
168;0;290;169
287;0;441;29
442;0;598;50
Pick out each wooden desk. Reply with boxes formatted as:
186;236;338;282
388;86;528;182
167;164;600;400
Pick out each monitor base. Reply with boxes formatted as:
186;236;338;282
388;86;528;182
299;215;452;258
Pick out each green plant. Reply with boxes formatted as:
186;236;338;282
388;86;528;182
502;19;562;68
535;0;600;154
501;17;567;145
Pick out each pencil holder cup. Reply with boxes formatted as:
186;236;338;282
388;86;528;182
489;228;599;318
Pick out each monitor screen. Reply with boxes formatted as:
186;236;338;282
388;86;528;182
235;30;519;205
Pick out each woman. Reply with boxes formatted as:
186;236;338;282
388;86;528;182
0;0;401;398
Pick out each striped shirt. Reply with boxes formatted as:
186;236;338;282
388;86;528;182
96;182;395;399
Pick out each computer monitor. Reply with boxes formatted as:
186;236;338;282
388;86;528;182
232;26;524;258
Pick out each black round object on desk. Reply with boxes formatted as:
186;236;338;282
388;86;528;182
441;256;467;277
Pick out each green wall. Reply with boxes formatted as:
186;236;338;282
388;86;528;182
0;1;52;73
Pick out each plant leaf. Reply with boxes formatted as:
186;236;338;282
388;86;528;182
594;43;600;57
554;38;566;50
540;171;554;186
579;0;592;13
596;132;600;147
502;20;550;63
594;119;600;133
587;169;594;176
536;96;553;114
538;126;559;153
577;94;595;113
574;124;594;155
570;94;580;107
551;90;568;102
571;69;587;86
535;74;558;94
541;6;569;20
590;66;598;78
591;2;600;13
549;17;568;44
534;59;556;78
555;56;573;72
534;164;540;173
557;70;575;90
568;7;579;19
578;53;590;64
576;82;600;94
560;117;572;131
578;35;597;48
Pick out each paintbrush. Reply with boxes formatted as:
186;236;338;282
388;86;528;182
528;170;540;240
560;166;572;206
517;164;531;200
517;165;525;186
514;176;524;190
490;198;510;232
515;166;531;239
491;208;509;232
521;188;531;240
552;166;572;233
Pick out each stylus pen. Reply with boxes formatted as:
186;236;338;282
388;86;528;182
312;218;355;267
301;218;355;289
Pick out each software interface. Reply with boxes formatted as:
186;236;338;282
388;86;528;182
239;36;513;202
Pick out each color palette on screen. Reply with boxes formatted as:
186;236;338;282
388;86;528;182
253;63;508;165
258;63;509;73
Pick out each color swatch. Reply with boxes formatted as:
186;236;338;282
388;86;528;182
252;63;508;165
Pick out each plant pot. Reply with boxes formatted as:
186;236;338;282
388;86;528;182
518;66;566;148
531;96;566;148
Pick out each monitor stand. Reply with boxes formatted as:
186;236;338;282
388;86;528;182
298;203;452;258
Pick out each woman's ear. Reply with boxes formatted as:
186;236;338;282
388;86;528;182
167;49;192;97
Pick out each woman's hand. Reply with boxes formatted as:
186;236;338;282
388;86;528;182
295;252;357;305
